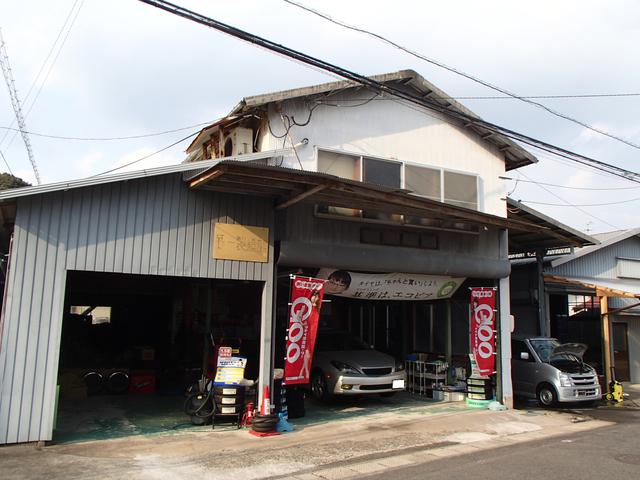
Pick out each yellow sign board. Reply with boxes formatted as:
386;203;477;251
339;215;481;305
212;223;269;263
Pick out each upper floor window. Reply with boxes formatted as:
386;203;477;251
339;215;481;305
444;171;478;210
317;149;479;210
616;258;640;280
363;157;401;188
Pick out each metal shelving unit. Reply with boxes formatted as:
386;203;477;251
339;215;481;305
405;360;447;396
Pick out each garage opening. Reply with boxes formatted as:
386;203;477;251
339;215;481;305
55;271;263;443
274;268;479;422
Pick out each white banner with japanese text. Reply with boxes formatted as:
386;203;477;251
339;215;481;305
317;269;465;301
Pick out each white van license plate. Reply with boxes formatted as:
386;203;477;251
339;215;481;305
392;379;405;389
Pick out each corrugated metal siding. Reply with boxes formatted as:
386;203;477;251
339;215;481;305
0;173;274;444
550;237;640;280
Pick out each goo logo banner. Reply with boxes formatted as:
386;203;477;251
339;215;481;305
470;287;496;376
284;276;325;384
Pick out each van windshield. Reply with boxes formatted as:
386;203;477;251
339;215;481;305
529;339;560;363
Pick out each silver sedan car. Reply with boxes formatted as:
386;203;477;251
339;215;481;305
310;330;406;401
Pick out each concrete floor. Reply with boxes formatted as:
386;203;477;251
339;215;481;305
0;392;620;480
52;390;464;444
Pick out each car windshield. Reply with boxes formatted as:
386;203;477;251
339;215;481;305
315;333;370;351
529;339;560;363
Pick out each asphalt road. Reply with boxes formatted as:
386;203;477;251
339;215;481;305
363;406;640;480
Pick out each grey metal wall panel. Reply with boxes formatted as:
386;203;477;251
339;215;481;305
283;204;503;264
0;173;274;444
551;237;640;280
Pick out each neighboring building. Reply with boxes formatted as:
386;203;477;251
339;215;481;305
1;70;576;445
511;225;640;384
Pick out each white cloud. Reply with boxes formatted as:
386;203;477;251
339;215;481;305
564;169;596;190
73;151;104;177
574;123;616;144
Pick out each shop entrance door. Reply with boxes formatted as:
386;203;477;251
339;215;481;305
612;322;630;382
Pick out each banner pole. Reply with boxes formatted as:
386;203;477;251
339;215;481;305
282;274;295;419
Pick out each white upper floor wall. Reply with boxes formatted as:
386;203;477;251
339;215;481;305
257;92;509;217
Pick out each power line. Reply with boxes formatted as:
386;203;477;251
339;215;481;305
0;0;85;151
91;131;198;177
0;120;216;141
0;149;13;175
513;170;620;231
136;0;640;185
283;0;640;152
0;28;41;184
452;93;640;100
500;176;640;191
316;93;640;102
0;0;82;148
519;197;640;207
525;145;626;181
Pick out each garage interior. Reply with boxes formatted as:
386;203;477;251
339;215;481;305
55;271;263;443
274;268;489;415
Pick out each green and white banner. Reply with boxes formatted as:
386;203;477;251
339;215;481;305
317;269;465;301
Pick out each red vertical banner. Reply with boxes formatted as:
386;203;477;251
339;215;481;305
284;276;326;384
470;287;497;376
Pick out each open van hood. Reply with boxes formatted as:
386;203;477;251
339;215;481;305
551;343;587;359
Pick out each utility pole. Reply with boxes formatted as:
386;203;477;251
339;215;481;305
0;28;41;184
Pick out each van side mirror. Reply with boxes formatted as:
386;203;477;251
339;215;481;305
520;352;530;361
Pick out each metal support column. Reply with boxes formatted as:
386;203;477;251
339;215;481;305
536;249;548;336
498;229;513;408
601;295;613;386
445;299;452;384
258;232;276;407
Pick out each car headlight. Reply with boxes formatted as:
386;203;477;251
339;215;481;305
559;373;572;387
395;360;405;372
330;360;362;375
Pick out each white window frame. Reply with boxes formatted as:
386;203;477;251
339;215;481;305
316;147;481;210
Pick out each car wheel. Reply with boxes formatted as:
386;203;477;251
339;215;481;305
311;371;330;402
537;383;557;407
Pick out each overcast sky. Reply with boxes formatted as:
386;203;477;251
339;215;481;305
1;0;639;234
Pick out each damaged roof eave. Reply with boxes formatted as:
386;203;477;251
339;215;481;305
187;160;542;233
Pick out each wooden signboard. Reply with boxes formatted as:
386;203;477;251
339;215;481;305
212;223;269;263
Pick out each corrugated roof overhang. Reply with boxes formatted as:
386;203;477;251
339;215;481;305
507;198;597;254
544;274;640;298
185;161;540;233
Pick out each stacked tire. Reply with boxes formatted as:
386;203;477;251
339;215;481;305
251;413;279;433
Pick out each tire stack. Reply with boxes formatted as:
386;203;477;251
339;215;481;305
251;413;279;434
